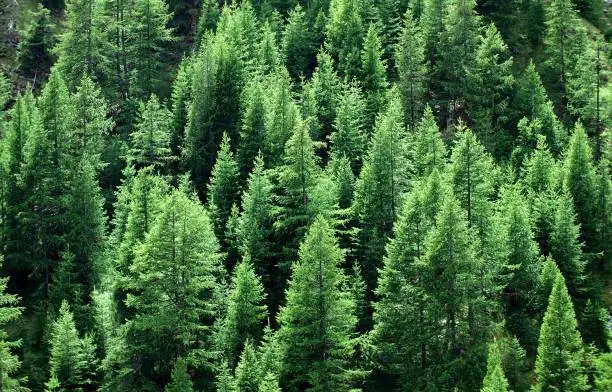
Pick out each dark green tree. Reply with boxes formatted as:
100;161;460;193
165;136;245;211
165;358;193;392
128;94;172;170
235;339;262;392
310;50;342;144
329;81;366;174
481;341;509;392
238;78;268;178
282;5;314;79
326;0;364;79
534;273;588;392
277;216;358;391
360;24;388;130
410;106;446;178
17;4;55;77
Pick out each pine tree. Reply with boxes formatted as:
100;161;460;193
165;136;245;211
329;81;366;174
353;89;408;291
534;273;588;392
580;299;609;352
217;259;267;369
215;361;237;392
238;78;268;178
481;341;509;392
70;74;111;168
0;257;29;391
282;5;314;79
207;133;241;243
275;118;321;262
126;188;222;380
16;3;55;77
277;216;357;391
130;0;174;97
563;122;598;252
235;339;262;392
420;0;446;65
165;358;193;392
258;326;282;379
310;50;342;144
549;193;585;296
169;55;193;175
258;372;281;392
256;21;281;75
53;0;104;90
46;301;97;391
436;0;482;120
450;124;495;237
466;23;514;154
326;0;365;79
395;9;427;130
128;95;172;170
376;0;403;68
411;106;446;177
361;24;388;130
238;155;276;308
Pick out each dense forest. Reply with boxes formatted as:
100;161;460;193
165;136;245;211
0;0;610;390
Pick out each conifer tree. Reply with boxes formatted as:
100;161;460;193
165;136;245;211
353;89;408;291
282;5;313;79
436;0;481;119
310;50;341;144
238;155;276;305
256;22;281;75
238;78;268;178
169;56;193;174
130;0;174;97
420;0;446;64
580;299;609;352
563;122;598;251
481;342;509;392
17;4;55;77
165;358;193;392
534;273;588;392
361;25;388;130
235;339;262;392
215;361;237;392
277;216;357;391
326;0;364;79
411;106;446;177
53;0;104;90
395;9;427;130
207;133;241;243
0;257;28;391
128;94;172;170
549;193;585;296
46;301;97;391
329;81;366;174
70;75;111;167
467;23;514;154
450;125;495;237
376;0;403;67
259;372;281;392
126;189;222;379
217;259;267;369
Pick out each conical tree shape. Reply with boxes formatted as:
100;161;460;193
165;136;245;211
129;94;172;170
207;132;241;243
165;358;193;392
215;361;237;392
217;259;267;369
395;9;427;130
411;106;446;178
258;372;281;392
310;50;342;143
326;0;365;79
277;216;357;391
361;24;388;130
238;78;268;178
481;341;509;392
535;273;588;392
235;339;262;392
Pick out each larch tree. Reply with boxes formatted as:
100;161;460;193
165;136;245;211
238;77;268;178
395;9;427;130
125;188;222;382
53;0;104;90
169;55;193;175
165;358;193;392
16;3;55;77
481;341;509;392
329;81;367;174
410;106;446;178
216;259;267;369
353;88;408;292
207;133;241;245
282;5;314;79
258;372;281;392
235;339;262;392
277;216;358;392
466;23;514;154
128;94;172;170
310;50;342;145
534;273;588;392
326;0;365;79
360;24;388;131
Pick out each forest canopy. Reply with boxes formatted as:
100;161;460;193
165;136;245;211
0;0;610;391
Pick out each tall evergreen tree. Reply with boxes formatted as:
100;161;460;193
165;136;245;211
282;5;314;79
17;4;55;77
238;78;268;178
410;106;446;177
216;259;267;369
277;216;358;391
395;9;427;130
128;94;172;170
353;89;408;291
534;273;588;392
360;24;388;131
466;23;514;154
169;56;193;174
481;341;509;392
310;50;342;144
165;358;193;392
207;133;241;244
235;339;262;392
326;0;365;79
